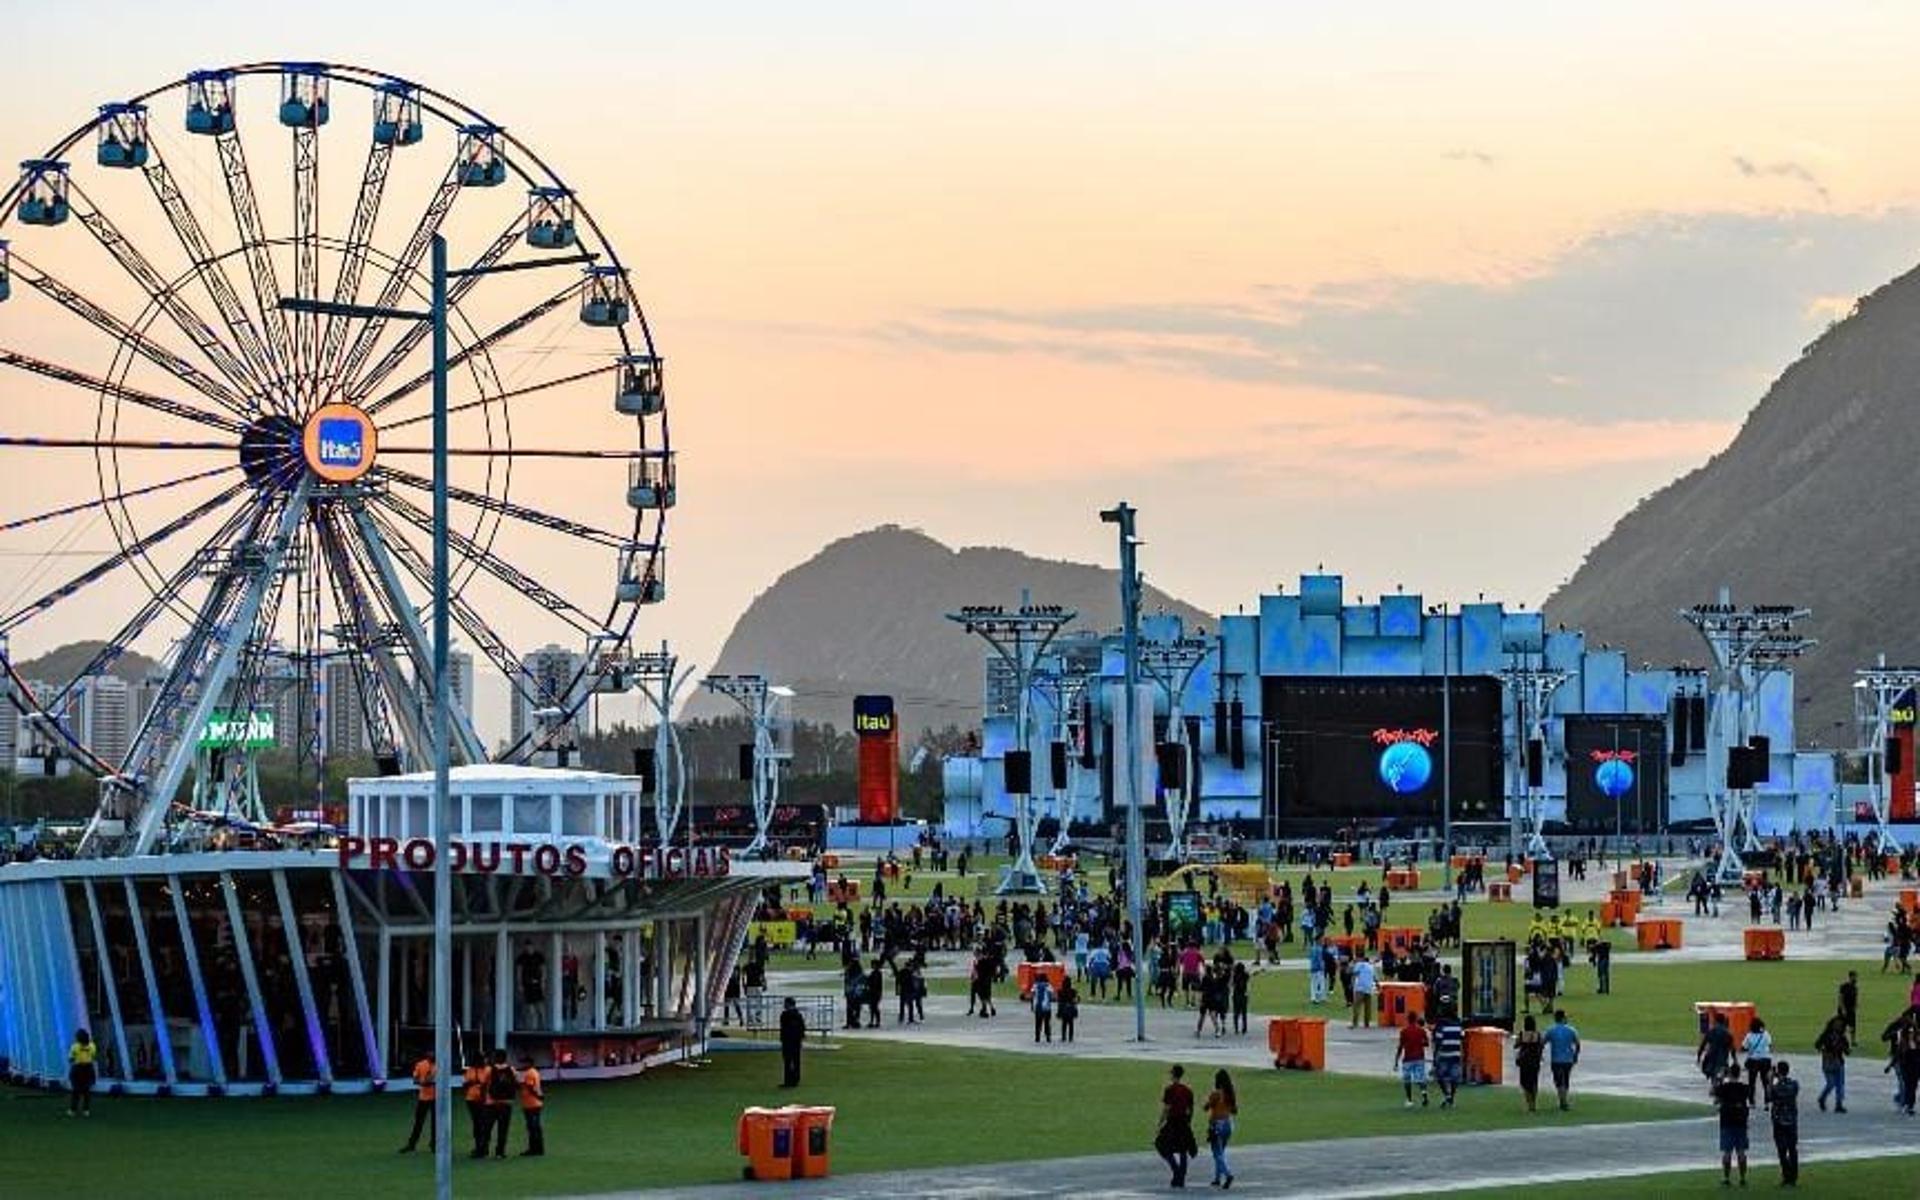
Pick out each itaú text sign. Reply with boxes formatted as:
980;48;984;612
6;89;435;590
338;836;731;880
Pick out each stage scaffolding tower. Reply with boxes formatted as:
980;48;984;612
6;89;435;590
1139;632;1211;860
1500;655;1568;860
1682;591;1814;884
1855;656;1920;855
947;593;1075;894
701;673;792;856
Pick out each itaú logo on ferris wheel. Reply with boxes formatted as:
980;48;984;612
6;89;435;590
302;402;377;482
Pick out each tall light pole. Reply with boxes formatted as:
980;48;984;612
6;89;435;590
283;237;597;1200
1101;502;1148;1043
1431;602;1452;854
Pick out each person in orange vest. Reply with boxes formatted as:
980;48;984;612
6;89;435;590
463;1057;489;1159
517;1053;546;1157
399;1052;436;1153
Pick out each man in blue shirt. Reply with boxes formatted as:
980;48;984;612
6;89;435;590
1543;1008;1582;1111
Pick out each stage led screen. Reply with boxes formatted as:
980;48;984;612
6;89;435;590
1262;676;1502;834
1562;715;1668;834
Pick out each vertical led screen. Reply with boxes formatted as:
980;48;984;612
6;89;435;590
1561;715;1668;834
854;695;900;823
1262;676;1502;835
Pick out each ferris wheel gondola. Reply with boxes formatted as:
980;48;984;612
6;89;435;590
0;62;673;858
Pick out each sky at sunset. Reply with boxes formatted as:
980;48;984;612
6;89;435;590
5;3;1920;738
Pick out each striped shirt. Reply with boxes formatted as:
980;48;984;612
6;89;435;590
1433;1021;1465;1061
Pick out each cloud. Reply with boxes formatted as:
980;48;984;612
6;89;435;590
1443;148;1497;167
880;208;1920;421
1731;155;1830;203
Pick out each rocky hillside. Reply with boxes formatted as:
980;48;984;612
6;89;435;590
691;525;1213;742
1546;264;1920;737
13;640;160;686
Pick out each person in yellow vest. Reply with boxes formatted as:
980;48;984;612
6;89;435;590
398;1052;436;1153
463;1058;488;1158
67;1028;97;1117
517;1053;546;1157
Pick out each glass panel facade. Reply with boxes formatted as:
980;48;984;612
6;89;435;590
469;794;503;833
562;794;595;837
512;794;551;835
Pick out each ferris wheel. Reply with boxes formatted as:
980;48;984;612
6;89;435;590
0;62;672;857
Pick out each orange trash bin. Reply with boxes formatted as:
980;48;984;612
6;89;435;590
1293;1017;1328;1071
1488;881;1513;902
1743;927;1785;960
737;1107;797;1181
1465;1026;1508;1085
1333;852;1353;868
1380;981;1426;1028
1901;889;1919;913
792;1106;836;1179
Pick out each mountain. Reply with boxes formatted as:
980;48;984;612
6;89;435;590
12;640;161;687
691;525;1214;741
1545;264;1920;740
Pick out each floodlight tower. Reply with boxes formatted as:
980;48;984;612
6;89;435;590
947;594;1076;893
1682;592;1814;883
1500;656;1569;859
1854;656;1920;854
1140;632;1212;860
606;641;695;843
702;673;792;856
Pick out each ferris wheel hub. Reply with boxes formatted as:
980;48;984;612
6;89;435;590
300;401;377;483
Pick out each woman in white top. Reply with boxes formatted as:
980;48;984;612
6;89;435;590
1743;1018;1775;1106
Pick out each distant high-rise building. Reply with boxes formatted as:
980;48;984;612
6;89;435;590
325;657;372;758
449;648;476;727
510;643;585;751
84;675;133;768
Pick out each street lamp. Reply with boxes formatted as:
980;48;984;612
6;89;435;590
1100;501;1148;1043
281;238;595;1200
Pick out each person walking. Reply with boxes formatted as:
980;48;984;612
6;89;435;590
1838;971;1859;1040
1058;979;1080;1044
1544;1009;1582;1112
1514;1014;1545;1113
517;1054;545;1157
464;1056;489;1158
1230;961;1251;1036
1433;1010;1465;1108
778;997;807;1087
1743;1018;1775;1107
1393;1012;1432;1108
1767;1060;1800;1186
1699;1011;1736;1094
1204;1068;1238;1189
65;1028;97;1118
1031;974;1055;1044
398;1051;436;1152
1350;953;1378;1029
1155;1064;1199;1188
1814;1014;1849;1113
1714;1065;1751;1188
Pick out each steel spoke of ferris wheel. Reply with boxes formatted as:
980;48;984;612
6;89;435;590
0;464;238;535
379;363;617;432
291;125;321;395
314;508;409;762
0;436;231;452
349;210;528;402
371;465;630;548
341;501;489;763
362;278;586;417
335;159;464;387
368;488;601;634
0;348;246;435
0;477;253;635
32;499;257;721
354;501;546;731
213;129;297;396
10;252;254;419
139;147;280;395
316;141;395;383
379;445;654;459
67;180;265;408
120;481;314;855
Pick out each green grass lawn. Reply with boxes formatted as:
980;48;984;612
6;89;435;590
0;1039;1694;1197
1453;1153;1920;1198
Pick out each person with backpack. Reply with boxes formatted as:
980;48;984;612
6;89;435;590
1031;974;1055;1043
482;1048;517;1160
